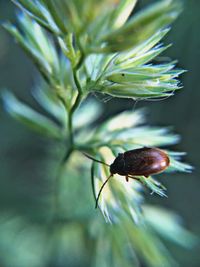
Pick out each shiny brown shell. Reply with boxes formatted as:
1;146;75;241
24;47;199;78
110;147;170;177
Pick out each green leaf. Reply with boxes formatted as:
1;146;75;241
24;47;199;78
124;219;177;267
111;127;180;147
139;176;167;197
73;99;102;130
4;20;54;79
99;0;181;52
12;0;60;34
114;28;170;64
168;156;193;173
144;206;198;248
78;109;180;149
104;85;174;99
41;0;68;34
32;84;68;127
108;0;138;30
2;90;62;139
95;109;145;134
84;53;115;82
4;14;75;106
114;45;171;69
105;68;183;84
106;71;169;83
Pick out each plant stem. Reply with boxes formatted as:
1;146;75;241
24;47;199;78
68;108;74;146
53;147;73;221
67;68;83;149
62;145;74;164
53;57;84;221
71;69;83;113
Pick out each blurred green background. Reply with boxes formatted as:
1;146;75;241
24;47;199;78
0;0;199;266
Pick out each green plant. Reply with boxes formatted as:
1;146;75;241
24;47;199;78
0;1;197;267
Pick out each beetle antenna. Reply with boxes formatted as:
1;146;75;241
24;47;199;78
95;174;113;209
83;153;110;167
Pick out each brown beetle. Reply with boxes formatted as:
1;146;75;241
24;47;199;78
84;147;170;208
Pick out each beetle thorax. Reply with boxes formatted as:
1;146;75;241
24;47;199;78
110;153;126;175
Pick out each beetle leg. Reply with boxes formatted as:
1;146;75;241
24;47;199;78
125;176;129;182
128;175;140;181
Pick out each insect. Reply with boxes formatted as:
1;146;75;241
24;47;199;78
84;147;170;208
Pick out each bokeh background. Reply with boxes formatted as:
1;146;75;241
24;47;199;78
0;0;199;266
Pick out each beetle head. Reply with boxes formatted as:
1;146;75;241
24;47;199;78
110;153;125;175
